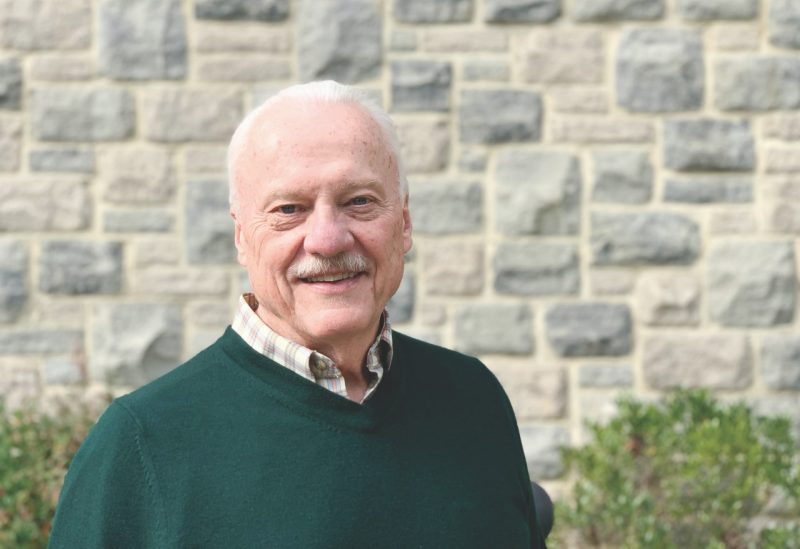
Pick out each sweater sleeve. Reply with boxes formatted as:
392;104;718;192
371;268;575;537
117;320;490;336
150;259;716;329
48;401;167;549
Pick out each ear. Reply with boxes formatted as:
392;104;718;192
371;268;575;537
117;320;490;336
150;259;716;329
231;209;248;267
401;195;413;254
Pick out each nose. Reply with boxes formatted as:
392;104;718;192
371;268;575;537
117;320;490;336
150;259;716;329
303;205;354;257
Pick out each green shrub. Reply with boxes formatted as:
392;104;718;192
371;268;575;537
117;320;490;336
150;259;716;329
556;390;800;549
0;399;100;548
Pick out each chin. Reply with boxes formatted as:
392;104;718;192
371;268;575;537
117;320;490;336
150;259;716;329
300;307;379;343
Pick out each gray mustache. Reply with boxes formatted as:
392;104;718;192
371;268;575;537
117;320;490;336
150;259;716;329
289;253;369;279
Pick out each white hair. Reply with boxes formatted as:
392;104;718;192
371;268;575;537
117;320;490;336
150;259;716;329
227;80;407;214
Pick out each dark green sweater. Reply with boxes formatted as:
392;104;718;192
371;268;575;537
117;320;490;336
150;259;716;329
50;328;545;548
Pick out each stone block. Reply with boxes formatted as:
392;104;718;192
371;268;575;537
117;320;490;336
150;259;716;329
664;118;754;171
579;394;622;429
420;302;446;326
390;31;417;52
709;209;758;234
421;30;507;52
589;269;636;296
459;90;541;143
573;0;663;21
195;0;289;20
591;212;699;266
712;24;760;51
387;272;415;323
298;0;381;83
715;58;800;111
187;301;232;328
0;115;21;171
39;241;123;295
184;147;228;174
765;148;800;174
764;178;800;234
708;241;796;327
578;364;633;388
391;60;452;112
99;0;186;80
515;30;603;84
197;56;292;82
769;0;800;49
0;330;83;354
42;356;85;386
101;147;175;204
761;336;800;390
91;303;182;386
462;60;509;82
519;425;570;479
0;359;40;409
29;149;94;173
0;178;90;231
132;269;229;295
142;87;243;143
545;303;631;357
458;149;488;172
676;0;757;20
409;181;482;234
636;271;700;326
422;241;483;295
494;150;580;235
617;29;703;112
29;54;94;80
397;119;449;173
104;210;174;233
591;150;653;204
643;335;752;389
484;0;559;22
195;24;291;53
550;117;654;143
0;240;27;323
763;113;800;141
31;87;135;142
0;0;91;50
186;180;236;264
394;0;473;22
664;177;752;203
551;88;608;114
494;242;579;296
490;363;567;420
134;240;181;267
455;304;533;355
0;58;21;109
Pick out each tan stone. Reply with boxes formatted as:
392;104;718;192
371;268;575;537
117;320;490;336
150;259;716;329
550;117;654;143
422;241;483;295
29;54;94;80
489;361;568;420
101;147;175;204
0;115;21;171
0;0;91;50
712;24;760;51
765;147;800;173
709;209;758;234
0;178;90;231
197;56;292;82
590;269;636;296
397;119;450;173
0;357;41;409
184;146;228;174
551;87;609;114
636;271;700;326
421;29;508;52
515;30;604;84
132;269;229;295
763;113;800;141
133;240;181;267
764;177;800;234
195;24;291;53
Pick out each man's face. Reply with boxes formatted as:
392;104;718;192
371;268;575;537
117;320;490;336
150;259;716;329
231;100;412;350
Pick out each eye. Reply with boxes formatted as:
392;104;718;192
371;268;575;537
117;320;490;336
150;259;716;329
277;204;298;214
349;196;371;206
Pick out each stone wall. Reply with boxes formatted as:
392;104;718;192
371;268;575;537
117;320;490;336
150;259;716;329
1;0;799;488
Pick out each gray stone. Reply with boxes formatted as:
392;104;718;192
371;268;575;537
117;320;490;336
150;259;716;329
31;88;135;141
579;364;633;388
458;149;488;172
591;150;653;204
664;118;754;171
591;212;700;265
494;242;579;296
0;178;90;231
298;0;381;83
484;0;560;22
519;425;570;479
99;0;186;80
186;180;236;264
0;115;21;171
195;0;289;20
459;90;542;143
409;181;482;234
101;147;175;204
664;177;753;203
454;304;533;355
132;268;229;295
394;0;473;22
39;241;123;295
495;150;580;235
387;272;415;323
545;303;632;357
29;149;94;173
636;271;700;326
761;336;800;390
617;29;704;112
0;330;83;354
104;210;174;233
391;30;417;52
397;119;449;173
92;303;182;386
573;0;663;21
491;363;567;420
676;0;757;20
142;87;242;142
643;335;752;389
715;58;800;111
0;0;91;50
42;356;85;385
516;31;603;84
708;241;796;327
769;0;800;49
0;240;27;323
462;60;509;81
391;61;451;112
0;58;21;109
422;241;483;295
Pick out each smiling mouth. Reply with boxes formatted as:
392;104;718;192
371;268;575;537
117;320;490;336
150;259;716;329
301;272;362;283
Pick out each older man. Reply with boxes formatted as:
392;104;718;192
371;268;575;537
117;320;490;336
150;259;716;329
50;81;546;548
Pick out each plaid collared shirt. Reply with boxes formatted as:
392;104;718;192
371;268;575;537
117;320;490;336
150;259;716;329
231;293;393;403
